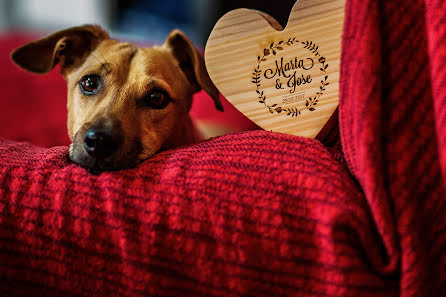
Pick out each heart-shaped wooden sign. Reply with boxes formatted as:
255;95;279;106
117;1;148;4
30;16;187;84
205;0;345;138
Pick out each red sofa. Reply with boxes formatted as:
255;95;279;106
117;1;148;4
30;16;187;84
0;0;445;296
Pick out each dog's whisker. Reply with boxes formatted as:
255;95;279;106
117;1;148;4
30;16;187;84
97;50;113;71
90;52;110;73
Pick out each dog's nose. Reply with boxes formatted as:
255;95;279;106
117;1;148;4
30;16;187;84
83;128;118;158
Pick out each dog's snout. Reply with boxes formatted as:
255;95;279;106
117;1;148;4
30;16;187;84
83;128;118;159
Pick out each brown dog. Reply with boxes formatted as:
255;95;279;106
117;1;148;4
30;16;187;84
11;25;223;172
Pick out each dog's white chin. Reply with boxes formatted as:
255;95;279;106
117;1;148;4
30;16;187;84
137;149;156;162
68;143;74;156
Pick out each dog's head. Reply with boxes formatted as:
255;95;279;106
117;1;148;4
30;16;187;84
11;25;222;172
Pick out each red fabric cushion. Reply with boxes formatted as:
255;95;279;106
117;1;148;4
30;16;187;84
0;0;446;296
0;131;378;296
0;132;360;297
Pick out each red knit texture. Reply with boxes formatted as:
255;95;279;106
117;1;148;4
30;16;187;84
0;0;445;296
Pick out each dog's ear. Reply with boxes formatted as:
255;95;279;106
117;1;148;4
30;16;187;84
11;25;109;74
164;30;223;111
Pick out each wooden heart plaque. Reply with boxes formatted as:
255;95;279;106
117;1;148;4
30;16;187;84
205;0;345;138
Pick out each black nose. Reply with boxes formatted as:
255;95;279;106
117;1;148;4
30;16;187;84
83;128;118;158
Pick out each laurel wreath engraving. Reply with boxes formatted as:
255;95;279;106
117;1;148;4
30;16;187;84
252;38;330;117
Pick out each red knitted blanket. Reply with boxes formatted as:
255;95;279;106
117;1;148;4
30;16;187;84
0;0;445;296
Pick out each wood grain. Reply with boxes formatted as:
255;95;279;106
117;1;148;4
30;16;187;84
205;0;345;138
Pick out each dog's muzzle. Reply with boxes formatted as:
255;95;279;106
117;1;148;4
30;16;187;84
69;117;134;172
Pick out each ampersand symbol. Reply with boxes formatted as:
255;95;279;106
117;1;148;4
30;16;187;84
275;79;284;89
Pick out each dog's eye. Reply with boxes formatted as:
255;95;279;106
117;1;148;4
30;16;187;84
143;90;170;109
79;75;102;95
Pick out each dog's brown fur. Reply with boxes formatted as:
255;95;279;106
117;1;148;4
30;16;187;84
11;25;223;171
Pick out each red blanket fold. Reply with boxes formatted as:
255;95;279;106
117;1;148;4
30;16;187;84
340;0;446;295
0;0;445;296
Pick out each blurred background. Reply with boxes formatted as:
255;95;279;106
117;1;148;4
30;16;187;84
0;0;295;44
0;0;295;147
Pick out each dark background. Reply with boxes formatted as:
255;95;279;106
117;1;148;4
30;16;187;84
0;0;296;44
112;0;295;44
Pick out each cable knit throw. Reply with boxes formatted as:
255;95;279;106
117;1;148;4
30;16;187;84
0;0;445;296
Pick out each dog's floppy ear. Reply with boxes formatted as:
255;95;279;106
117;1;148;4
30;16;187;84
11;25;109;74
164;30;223;111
